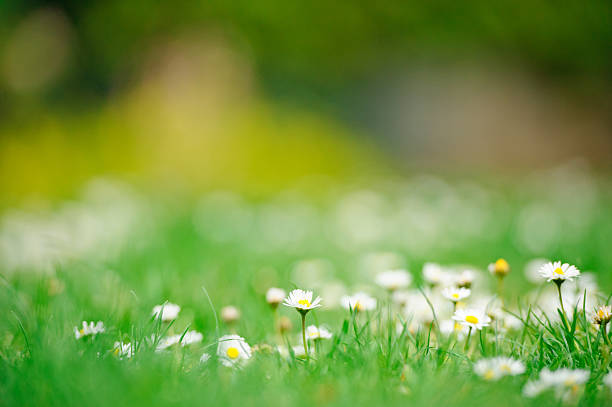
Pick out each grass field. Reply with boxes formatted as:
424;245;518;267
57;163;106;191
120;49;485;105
2;170;612;407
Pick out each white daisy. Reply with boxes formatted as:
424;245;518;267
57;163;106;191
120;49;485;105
593;305;612;325
276;345;311;359
155;335;180;351
375;269;412;291
180;330;204;346
152;302;181;321
439;319;469;339
221;306;241;323
538;261;580;282
217;334;252;367
74;321;105;340
524;368;590;401
283;289;322;313
474;357;525;381
265;287;286;307
112;341;133;359
422;262;448;286
452;308;491;330
454;269;476;288
305;325;333;341
341;292;377;312
441;287;471;303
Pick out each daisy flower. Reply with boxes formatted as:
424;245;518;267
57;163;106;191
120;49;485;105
221;306;241;323
217;334;252;367
152;302;181;322
422;262;449;286
74;321;105;340
439;319;469;339
375;269;412;291
265;287;286;308
454;269;475;288
524;368;590;402
474;357;525;381
283;289;322;313
283;289;322;359
488;258;510;277
452;308;491;330
441;287;471;303
112;341;133;359
305;325;333;341
592;305;612;325
341;292;377;313
538;261;580;282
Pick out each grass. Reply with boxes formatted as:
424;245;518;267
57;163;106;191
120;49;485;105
1;173;612;406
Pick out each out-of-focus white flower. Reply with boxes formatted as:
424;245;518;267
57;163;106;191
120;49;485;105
113;341;133;359
217;335;252;367
375;269;412;291
283;289;322;313
441;287;471;303
200;353;211;363
538;261;580;282
474;357;525;381
454;269;476;288
152;303;180;321
305;325;333;341
402;291;436;324
524;258;549;283
452;308;491;330
74;321;105;339
180;330;204;346
422;263;448;286
276;345;311;359
265;287;286;307
524;368;590;401
341;292;377;312
488;258;510;277
439;319;469;339
221;306;241;323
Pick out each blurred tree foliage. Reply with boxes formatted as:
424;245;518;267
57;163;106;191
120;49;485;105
1;0;610;106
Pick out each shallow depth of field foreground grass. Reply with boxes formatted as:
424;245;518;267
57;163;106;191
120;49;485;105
2;171;612;407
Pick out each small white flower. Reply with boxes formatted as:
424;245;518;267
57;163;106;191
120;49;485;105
439;319;469;339
454;269;476;288
265;287;286;306
305;325;333;341
276;345;311;359
180;330;203;346
217;334;252;367
441;287;471;303
112;341;133;359
474;357;525;381
221;306;241;323
375;269;412;291
593;305;612;325
283;289;322;312
538;261;580;282
156;335;180;351
200;352;211;363
452;308;491;330
341;292;377;312
74;321;105;340
152;303;181;321
524;368;590;401
422;263;447;286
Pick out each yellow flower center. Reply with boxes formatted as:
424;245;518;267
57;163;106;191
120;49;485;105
452;293;460;299
226;347;240;359
484;370;495;380
79;329;85;335
554;267;564;275
500;364;511;373
113;348;120;355
298;299;311;307
495;259;509;272
354;301;363;312
465;315;479;324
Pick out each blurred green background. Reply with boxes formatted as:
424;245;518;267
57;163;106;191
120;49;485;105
0;0;611;205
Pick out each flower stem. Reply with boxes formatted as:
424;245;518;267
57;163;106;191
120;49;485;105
301;313;308;360
464;326;473;352
602;323;612;347
555;281;570;330
497;276;504;305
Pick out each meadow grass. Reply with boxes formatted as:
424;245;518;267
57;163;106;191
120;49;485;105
1;174;612;406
